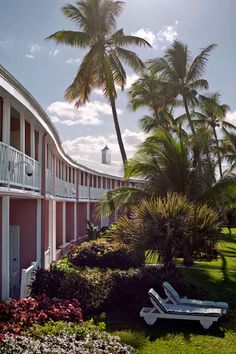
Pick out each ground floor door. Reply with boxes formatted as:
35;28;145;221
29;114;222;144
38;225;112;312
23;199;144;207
9;225;20;298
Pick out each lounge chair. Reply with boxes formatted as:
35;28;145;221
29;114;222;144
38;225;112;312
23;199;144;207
140;288;223;329
163;281;229;314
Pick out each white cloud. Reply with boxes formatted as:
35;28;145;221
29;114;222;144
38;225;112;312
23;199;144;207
226;111;236;126
125;74;140;89
66;58;81;64
47;100;122;126
29;44;41;53
0;35;14;47
157;25;178;43
25;54;34;59
62;129;146;162
132;28;156;47
49;48;59;57
133;22;178;50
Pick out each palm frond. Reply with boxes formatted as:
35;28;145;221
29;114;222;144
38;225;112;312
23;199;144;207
187;44;217;82
46;30;90;47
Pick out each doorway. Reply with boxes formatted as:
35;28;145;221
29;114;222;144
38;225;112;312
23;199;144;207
9;225;20;298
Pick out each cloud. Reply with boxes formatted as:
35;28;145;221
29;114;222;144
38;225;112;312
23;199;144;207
157;25;178;43
132;28;156;47
0;35;14;47
133;22;178;50
62;129;146;162
225;111;236;126
66;57;81;64
125;74;140;89
47;100;122;126
29;44;41;53
49;48;59;57
25;54;34;59
25;43;41;59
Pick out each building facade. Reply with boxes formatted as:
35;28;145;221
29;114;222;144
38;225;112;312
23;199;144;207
0;65;134;301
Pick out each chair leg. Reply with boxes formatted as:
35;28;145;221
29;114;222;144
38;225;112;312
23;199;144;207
200;319;213;329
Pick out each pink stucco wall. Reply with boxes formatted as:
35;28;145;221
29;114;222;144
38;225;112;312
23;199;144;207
56;202;63;247
78;202;87;237
66;202;74;242
10;199;37;270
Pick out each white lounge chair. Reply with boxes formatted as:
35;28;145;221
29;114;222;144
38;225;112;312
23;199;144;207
163;281;229;314
140;288;223;329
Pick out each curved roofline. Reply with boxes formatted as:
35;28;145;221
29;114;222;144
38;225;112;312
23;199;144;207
0;65;127;179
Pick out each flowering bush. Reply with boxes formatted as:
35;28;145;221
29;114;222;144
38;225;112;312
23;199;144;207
0;331;137;354
0;295;83;338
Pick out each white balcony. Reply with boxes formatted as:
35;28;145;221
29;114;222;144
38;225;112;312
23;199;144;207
55;177;76;199
0;142;41;191
78;185;110;200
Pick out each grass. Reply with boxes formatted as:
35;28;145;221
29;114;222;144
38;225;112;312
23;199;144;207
106;228;236;353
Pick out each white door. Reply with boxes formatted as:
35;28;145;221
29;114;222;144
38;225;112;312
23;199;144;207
9;225;20;298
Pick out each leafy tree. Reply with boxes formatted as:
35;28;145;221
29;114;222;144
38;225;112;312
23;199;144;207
148;41;216;136
47;0;150;164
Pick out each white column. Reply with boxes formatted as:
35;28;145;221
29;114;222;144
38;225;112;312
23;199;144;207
74;202;77;239
2;98;10;144
2;196;10;300
36;199;41;263
62;202;66;244
87;202;90;221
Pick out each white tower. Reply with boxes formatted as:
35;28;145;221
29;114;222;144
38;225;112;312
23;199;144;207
101;145;111;164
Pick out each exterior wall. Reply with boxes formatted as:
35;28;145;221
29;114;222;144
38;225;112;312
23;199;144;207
77;202;87;237
10;199;37;269
56;202;63;247
66;202;74;242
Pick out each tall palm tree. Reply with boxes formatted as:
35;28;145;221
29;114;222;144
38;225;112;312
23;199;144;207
148;41;216;137
195;93;230;177
128;70;177;132
47;0;151;164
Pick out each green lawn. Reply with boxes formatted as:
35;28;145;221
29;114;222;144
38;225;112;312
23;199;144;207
106;228;236;353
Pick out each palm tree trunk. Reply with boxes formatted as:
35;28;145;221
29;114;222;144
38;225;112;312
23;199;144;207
109;96;127;164
183;96;196;137
213;126;223;178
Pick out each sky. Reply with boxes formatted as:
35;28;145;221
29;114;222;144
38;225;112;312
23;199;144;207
0;0;236;163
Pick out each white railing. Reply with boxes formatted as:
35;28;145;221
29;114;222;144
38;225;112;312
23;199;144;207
44;248;51;269
20;260;40;299
55;178;76;198
46;169;53;194
0;142;41;191
78;185;110;200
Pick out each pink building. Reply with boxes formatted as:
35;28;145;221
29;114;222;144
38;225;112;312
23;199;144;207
0;65;135;300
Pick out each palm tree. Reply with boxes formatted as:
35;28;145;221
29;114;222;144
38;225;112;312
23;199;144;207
221;129;236;173
128;70;177;132
99;127;236;216
195;93;230;177
148;41;217;137
47;0;151;164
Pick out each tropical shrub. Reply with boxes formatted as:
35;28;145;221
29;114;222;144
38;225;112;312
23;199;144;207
31;265;202;315
111;194;221;270
67;239;144;269
0;295;83;337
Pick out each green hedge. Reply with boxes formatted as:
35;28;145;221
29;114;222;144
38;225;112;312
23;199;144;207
67;239;144;269
31;265;200;316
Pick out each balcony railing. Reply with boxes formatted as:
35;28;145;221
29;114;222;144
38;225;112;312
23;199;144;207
78;185;110;200
0;142;41;191
55;177;76;199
